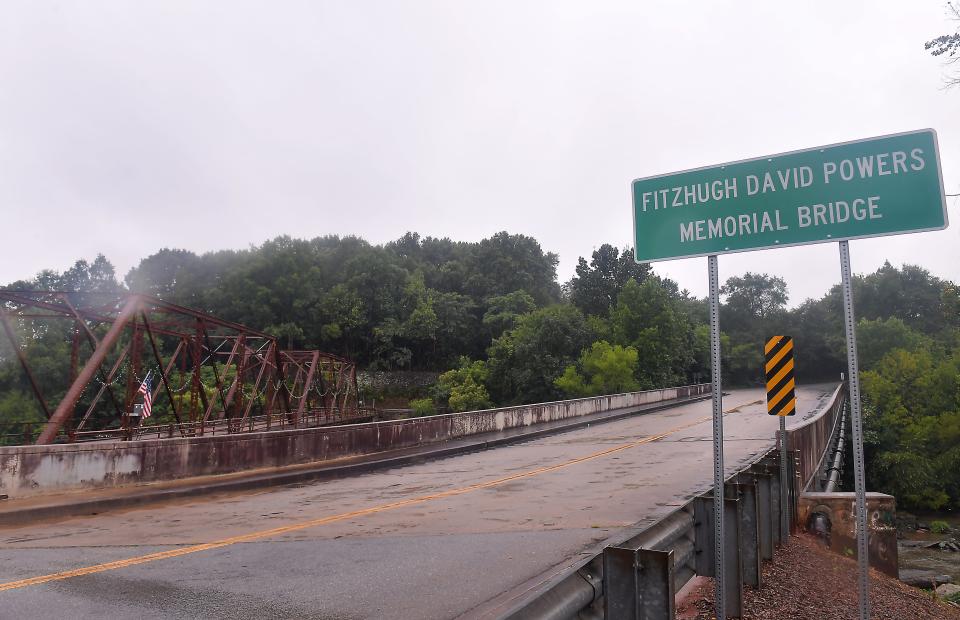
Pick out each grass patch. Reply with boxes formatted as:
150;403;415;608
930;520;951;534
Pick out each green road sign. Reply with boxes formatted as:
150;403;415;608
632;129;948;263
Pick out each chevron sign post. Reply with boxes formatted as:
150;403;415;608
766;335;795;546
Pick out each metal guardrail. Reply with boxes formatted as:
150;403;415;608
503;384;847;620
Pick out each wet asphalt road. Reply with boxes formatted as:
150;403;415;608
0;385;835;619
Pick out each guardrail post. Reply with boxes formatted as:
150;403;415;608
603;546;675;619
723;497;743;617
728;481;761;588
751;471;774;561
769;463;783;548
693;495;742;618
759;453;787;544
693;496;713;578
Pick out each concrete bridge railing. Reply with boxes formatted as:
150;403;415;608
0;384;710;500
784;383;847;495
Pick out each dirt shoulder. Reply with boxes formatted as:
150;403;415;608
677;533;960;619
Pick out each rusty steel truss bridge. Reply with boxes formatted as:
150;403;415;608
0;290;364;445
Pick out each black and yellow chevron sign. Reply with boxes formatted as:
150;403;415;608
765;335;796;416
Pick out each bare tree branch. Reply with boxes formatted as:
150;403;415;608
926;2;960;86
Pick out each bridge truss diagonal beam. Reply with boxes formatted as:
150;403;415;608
0;290;363;445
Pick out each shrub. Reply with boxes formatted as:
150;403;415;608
555;340;640;397
409;398;436;417
930;520;951;534
448;380;492;412
433;358;492;411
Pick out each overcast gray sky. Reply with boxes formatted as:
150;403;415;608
2;1;958;304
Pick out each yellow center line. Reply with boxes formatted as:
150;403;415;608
0;397;756;593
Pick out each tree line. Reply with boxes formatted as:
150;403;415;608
1;233;958;510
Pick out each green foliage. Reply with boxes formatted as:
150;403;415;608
788;297;845;383
725;342;765;385
317;283;365;356
462;232;561;306
123;232;559;371
609;278;694;388
861;345;960;511
870;450;950;510
717;272;789;385
555;341;640;397
942;284;960;329
448;381;492;412
689;324;727;385
853;262;951;334
554;366;588;397
482;291;537;340
408;398;436;417
0;390;45;444
486;305;594;404
930;520;951;534
721;272;788;324
0;256;127;442
433;358;492;412
857;317;929;370
268;322;305;349
567;245;652;317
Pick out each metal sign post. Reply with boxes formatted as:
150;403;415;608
708;254;725;618
765;335;797;541
779;417;788;539
839;240;871;620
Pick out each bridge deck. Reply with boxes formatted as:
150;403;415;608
0;385;834;619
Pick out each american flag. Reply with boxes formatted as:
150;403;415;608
138;372;153;419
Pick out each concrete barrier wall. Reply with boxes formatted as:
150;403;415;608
785;383;845;493
798;491;898;577
0;384;710;499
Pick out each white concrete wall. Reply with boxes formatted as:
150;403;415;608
0;384;709;499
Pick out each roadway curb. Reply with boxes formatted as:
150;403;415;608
0;393;712;526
